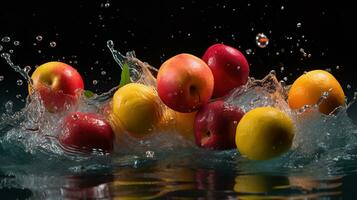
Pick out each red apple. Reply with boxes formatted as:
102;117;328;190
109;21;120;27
30;61;84;112
194;100;244;150
59;112;114;153
157;53;214;113
202;44;249;98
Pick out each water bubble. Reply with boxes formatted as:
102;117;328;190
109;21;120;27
17;79;23;86
347;84;352;89
13;41;20;46
256;33;269;48
101;71;107;75
297;22;302;28
24;65;31;73
0;45;2;51
1;36;10;43
104;2;110;8
245;49;252;55
36;35;43;41
0;75;4;82
5;101;13;113
50;41;56;47
92;80;98;85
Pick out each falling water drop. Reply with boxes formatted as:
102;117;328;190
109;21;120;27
36;35;43;41
93;80;98;85
1;36;10;43
36;35;43;42
245;49;252;55
50;41;57;47
280;6;285;10
256;33;269;48
17;79;23;86
104;2;110;8
101;71;107;75
297;22;302;28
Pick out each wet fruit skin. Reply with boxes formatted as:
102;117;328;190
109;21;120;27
157;53;214;113
194;100;245;150
59;112;114;153
235;107;295;160
110;83;163;138
288;70;345;115
202;43;249;98
29;61;84;112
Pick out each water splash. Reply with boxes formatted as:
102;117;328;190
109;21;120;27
0;41;356;180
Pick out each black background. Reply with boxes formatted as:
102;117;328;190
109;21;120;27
0;0;355;119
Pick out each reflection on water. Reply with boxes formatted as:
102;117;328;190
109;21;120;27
1;165;348;199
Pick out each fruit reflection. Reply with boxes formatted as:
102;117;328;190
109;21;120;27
109;166;195;199
61;174;113;199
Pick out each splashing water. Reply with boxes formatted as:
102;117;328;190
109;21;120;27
1;40;357;198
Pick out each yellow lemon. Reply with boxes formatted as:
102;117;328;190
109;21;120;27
111;83;162;138
288;70;345;114
236;107;295;160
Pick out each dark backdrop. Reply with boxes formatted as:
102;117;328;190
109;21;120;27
0;0;355;119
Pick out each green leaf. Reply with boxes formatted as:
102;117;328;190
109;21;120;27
119;62;131;87
84;90;95;98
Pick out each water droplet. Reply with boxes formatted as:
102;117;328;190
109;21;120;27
107;40;114;49
256;33;269;48
281;6;285;10
24;65;31;73
5;101;13;113
17;79;23;86
101;71;107;75
0;76;4;82
13;41;20;46
38;50;42;54
1;36;10;43
276;52;280;55
9;49;14;53
347;84;352;89
245;49;252;55
336;65;340;70
297;22;302;28
283;77;288;81
269;70;276;76
36;35;43;41
280;66;284;72
50;41;56;47
16;94;22;99
92;80;98;85
0;45;2;51
146;151;155;158
187;33;191;37
104;2;110;8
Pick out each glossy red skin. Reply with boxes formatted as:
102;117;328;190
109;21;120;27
59;112;114;153
194;100;244;150
31;62;84;112
157;53;214;113
202;44;249;98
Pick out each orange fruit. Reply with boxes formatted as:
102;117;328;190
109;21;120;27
288;70;345;114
